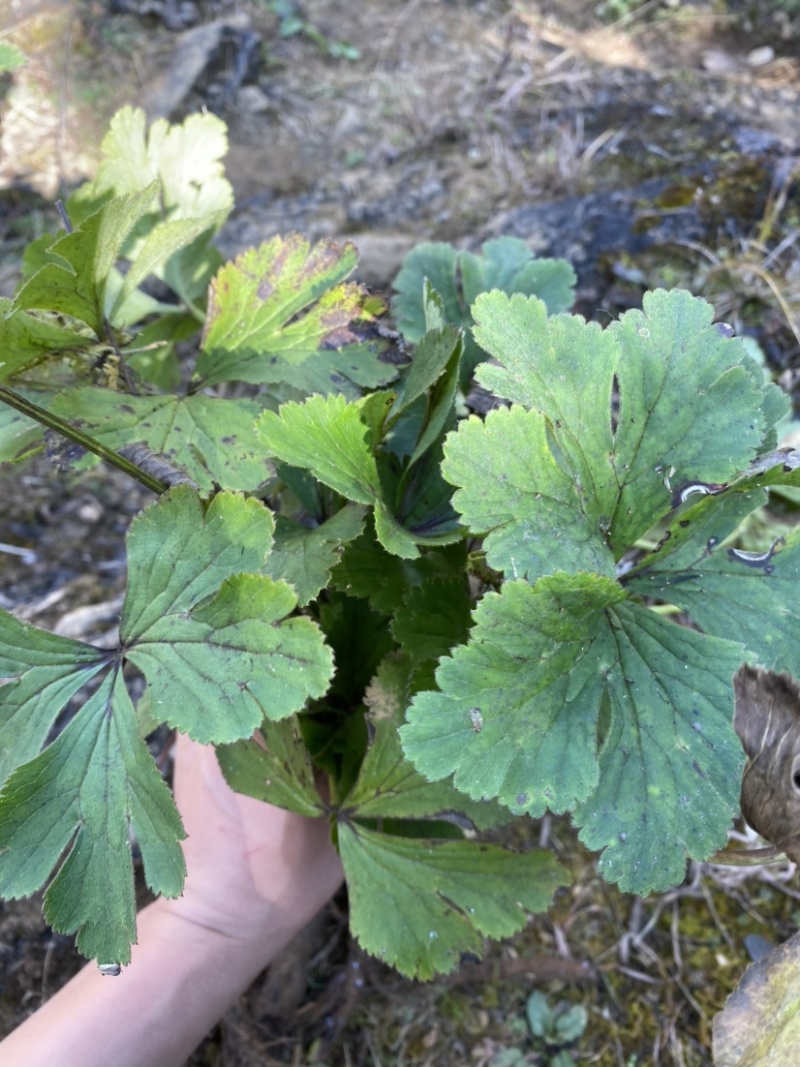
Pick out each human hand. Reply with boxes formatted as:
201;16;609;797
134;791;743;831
162;732;344;949
0;733;343;1067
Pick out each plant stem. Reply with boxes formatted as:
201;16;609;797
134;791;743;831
708;844;786;867
0;385;169;495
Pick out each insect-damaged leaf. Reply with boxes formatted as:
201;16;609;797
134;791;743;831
196;235;404;395
0;487;333;965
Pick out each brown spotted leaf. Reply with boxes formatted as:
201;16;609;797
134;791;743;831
734;665;800;863
51;388;273;493
195;234;405;395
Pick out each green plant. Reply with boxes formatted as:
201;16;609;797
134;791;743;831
266;0;360;61
0;43;26;75
1;106;799;984
526;991;587;1064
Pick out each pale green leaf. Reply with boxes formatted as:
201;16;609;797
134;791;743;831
471;291;619;522
13;184;161;335
72;107;231;306
91;106;233;224
0;43;26;73
256;394;381;503
442;405;616;581
339;821;566;979
115;215;218;310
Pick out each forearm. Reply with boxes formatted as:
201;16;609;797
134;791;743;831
0;896;309;1067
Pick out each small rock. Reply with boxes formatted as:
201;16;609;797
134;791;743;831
77;499;104;524
701;48;738;75
746;46;775;68
343;233;417;289
236;85;270;114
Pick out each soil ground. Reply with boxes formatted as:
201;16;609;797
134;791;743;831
1;1;800;1064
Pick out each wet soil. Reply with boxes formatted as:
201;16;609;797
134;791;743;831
2;1;800;1064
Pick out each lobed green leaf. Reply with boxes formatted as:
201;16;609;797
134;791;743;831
216;718;324;817
609;289;770;550
0;668;185;966
265;504;367;605
575;603;745;893
339;822;566;979
392;237;576;384
403;571;747;894
0;487;335;963
402;574;624;815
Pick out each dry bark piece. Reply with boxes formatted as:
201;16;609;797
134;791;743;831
733;665;800;863
713;929;800;1066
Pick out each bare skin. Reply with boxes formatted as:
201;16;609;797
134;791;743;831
0;733;344;1067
